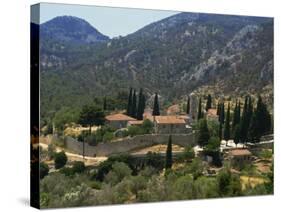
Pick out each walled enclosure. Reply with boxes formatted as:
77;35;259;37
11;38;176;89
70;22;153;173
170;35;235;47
64;133;196;157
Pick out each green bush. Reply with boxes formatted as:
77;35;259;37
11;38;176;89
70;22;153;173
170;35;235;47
206;136;221;151
40;162;49;179
72;161;86;174
54;151;68;169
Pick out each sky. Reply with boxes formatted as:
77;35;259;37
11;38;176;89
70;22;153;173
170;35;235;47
32;3;179;38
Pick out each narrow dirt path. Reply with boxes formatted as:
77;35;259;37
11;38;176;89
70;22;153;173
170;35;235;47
39;143;107;166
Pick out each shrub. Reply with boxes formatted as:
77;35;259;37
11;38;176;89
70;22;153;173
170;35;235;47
54;151;68;169
103;131;114;142
104;162;132;185
206;136;221;151
127;125;143;136
72;161;86;174
142;119;154;134
40;162;49;179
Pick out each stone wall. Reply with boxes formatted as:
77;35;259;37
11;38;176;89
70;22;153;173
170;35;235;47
64;133;196;157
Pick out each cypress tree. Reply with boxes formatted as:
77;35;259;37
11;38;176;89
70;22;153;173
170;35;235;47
232;100;238;132
219;122;223;141
197;97;203;120
132;89;137;118
224;103;231;145
237;100;241;124
152;93;160;116
165;135;173;169
240;96;251;144
197;119;210;147
219;102;225;125
217;101;220;116
233;124;241;146
136;88;145;120
127;88;133;116
186;96;190;114
248;96;271;143
232;100;241;136
206;94;212;111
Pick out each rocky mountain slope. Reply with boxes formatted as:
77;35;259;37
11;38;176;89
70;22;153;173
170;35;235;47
38;13;273;120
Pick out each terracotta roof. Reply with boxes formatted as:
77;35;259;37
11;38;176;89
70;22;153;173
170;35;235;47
128;120;143;125
106;113;136;121
229;149;252;156
207;109;218;117
155;116;186;124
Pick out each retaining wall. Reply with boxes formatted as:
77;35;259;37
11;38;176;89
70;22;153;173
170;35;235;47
64;133;196;157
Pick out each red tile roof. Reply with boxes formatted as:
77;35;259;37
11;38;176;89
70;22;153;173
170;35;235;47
105;113;136;121
229;149;252;156
128;120;143;125
155;116;186;124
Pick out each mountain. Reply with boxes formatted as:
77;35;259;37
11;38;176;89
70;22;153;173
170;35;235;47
39;12;273;122
40;16;109;44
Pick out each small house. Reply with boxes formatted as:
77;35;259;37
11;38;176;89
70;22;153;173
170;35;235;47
105;113;136;129
154;115;192;134
228;149;252;168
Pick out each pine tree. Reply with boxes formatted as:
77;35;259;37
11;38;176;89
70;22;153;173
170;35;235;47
224;103;231;145
206;94;212;111
197;97;203;120
197;119;210;147
136;88;145;120
152;93;160;116
127;88;133;116
132;89;137;118
186;96;190;114
165;135;173;169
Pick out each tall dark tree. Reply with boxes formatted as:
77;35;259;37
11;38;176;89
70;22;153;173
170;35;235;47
78;104;105;133
186;96;190;114
197;119;210;147
205;94;212;111
165;135;173;170
197;97;203;120
137;88;145;120
103;97;107;111
219;102;225;125
240;96;253;144
152;93;160;116
217;101;220;116
237;100;241;124
224;103;231;145
233;124;241;146
248;96;272;143
126;88;133;116
219;122;223;141
232;100;241;136
132;89;137;118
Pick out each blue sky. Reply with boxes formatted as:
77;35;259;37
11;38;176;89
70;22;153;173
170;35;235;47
35;3;179;38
